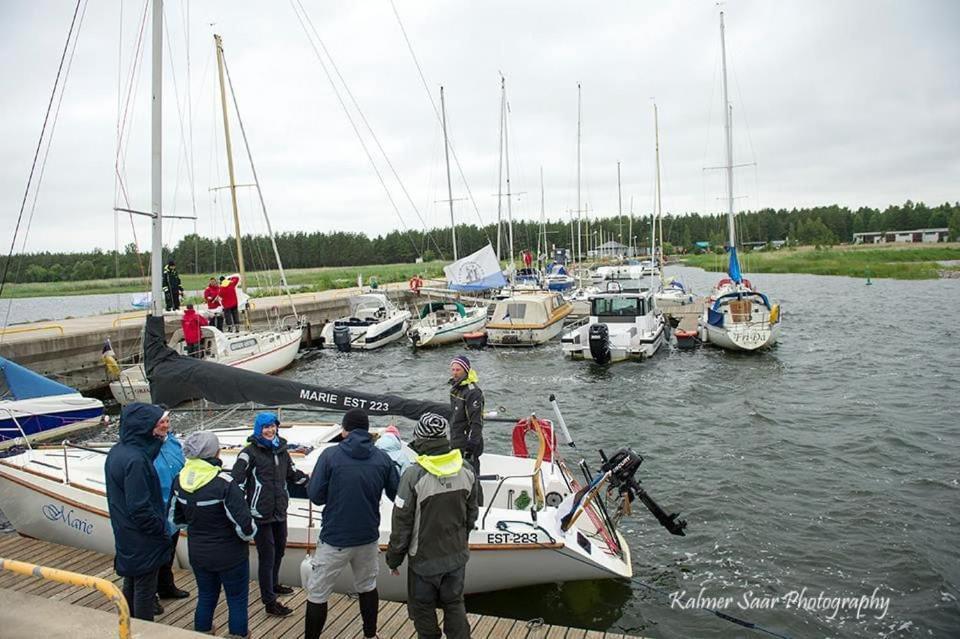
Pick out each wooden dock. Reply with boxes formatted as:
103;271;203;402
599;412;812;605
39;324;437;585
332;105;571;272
0;533;642;638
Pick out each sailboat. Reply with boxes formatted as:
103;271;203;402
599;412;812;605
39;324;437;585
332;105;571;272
699;12;781;351
0;315;689;600
406;86;490;348
109;32;302;404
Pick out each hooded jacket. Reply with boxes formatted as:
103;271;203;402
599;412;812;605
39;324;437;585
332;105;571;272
104;403;170;576
153;433;185;536
181;308;208;345
219;276;240;310
231;435;308;523
449;369;484;458
162;265;182;295
385;437;478;576
307;430;400;548
172;457;256;572
375;428;412;476
203;283;221;310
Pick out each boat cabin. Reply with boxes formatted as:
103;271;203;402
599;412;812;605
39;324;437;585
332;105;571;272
489;292;569;328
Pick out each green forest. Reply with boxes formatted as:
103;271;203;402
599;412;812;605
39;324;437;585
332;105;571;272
4;200;958;284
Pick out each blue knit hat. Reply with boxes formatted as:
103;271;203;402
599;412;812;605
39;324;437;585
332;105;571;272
253;412;280;438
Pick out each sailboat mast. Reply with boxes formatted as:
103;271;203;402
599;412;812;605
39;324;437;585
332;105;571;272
576;82;582;263
504;81;514;270
653;102;664;286
440;85;457;261
214;35;246;302
617;161;623;248
150;0;163;316
539;166;545;260
720;11;736;251
496;76;504;262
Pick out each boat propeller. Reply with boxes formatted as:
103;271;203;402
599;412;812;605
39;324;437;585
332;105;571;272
600;447;688;536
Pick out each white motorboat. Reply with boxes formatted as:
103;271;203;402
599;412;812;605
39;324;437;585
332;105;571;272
0;421;686;600
0;357;104;449
561;286;665;364
486;292;573;346
407;301;488;348
697;12;782;352
544;263;576;292
654;277;695;309
109;324;303;405
588;261;653;292
320;293;411;351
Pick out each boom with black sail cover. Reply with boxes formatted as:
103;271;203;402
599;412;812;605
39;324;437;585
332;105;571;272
143;315;451;424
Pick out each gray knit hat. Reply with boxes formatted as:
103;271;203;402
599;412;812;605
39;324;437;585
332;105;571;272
183;431;220;459
414;412;448;440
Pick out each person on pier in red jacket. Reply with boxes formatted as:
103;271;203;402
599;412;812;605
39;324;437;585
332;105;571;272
219;275;241;333
181;304;208;358
203;277;224;331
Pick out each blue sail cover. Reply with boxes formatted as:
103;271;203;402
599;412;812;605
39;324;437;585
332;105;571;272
0;357;77;401
727;246;743;284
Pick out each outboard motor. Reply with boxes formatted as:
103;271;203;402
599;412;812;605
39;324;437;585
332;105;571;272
588;323;611;364
600;447;688;536
333;324;352;352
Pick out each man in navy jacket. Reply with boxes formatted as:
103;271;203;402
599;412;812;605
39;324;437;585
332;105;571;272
104;402;171;621
304;408;399;639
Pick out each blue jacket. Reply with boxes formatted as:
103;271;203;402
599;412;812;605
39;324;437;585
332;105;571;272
307;430;399;548
104;403;170;577
154;433;185;536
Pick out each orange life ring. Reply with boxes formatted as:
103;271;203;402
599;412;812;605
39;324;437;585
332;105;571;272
408;276;423;294
512;417;554;462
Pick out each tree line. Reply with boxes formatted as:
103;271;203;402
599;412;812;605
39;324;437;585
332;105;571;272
5;200;959;283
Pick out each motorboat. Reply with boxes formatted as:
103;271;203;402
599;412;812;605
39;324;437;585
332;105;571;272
544;263;576;292
0;357;104;449
109;324;302;405
486;292;573;346
561;286;665;364
320;293;411;351
588;260;653;292
513;267;543;289
654;277;695;309
407;300;488;348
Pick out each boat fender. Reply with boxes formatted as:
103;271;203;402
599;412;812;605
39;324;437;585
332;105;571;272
408;275;424;294
512;418;554;462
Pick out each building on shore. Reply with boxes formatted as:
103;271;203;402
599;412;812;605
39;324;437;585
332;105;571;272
853;228;949;244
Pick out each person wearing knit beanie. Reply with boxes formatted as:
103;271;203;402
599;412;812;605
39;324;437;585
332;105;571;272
448;354;484;492
341;408;370;433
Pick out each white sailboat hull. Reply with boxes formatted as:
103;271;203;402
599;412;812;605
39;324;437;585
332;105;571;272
702;320;780;351
0;395;104;450
407;308;487;348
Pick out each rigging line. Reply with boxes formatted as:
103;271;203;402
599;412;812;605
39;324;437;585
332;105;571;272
114;0;151;209
295;0;444;260
289;0;424;260
0;0;83;306
387;0;491;240
113;0;124;282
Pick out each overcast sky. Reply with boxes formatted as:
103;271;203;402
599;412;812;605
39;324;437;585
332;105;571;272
2;0;958;254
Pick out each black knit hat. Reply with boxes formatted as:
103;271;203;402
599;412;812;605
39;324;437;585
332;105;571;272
342;408;370;432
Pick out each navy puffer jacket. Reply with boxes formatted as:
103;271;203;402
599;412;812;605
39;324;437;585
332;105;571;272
104;403;170;577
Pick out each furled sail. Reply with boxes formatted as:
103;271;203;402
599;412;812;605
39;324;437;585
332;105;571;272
444;243;508;292
143;316;450;424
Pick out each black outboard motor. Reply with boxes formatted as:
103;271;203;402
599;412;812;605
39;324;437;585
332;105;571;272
588;323;611;364
600;447;688;536
333;325;352;352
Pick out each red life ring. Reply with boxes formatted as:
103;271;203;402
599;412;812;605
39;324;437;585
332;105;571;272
512;417;554;462
408;276;424;294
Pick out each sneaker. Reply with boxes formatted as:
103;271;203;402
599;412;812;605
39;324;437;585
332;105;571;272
273;585;294;595
265;601;293;616
153;597;164;616
157;586;190;599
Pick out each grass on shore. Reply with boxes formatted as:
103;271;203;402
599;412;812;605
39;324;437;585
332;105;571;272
0;261;447;300
682;244;960;280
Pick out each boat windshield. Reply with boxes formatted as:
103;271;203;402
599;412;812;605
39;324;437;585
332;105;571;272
591;296;644;317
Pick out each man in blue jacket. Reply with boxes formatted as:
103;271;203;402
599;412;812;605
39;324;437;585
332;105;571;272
304;408;400;639
105;402;172;621
154;429;189;604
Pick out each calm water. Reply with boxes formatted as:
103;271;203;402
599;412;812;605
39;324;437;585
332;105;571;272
7;266;960;637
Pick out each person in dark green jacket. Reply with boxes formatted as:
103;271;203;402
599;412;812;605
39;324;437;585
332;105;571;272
386;414;478;639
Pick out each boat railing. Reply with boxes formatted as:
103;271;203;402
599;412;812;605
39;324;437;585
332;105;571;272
0;555;131;639
0;407;33;451
59;440;108;485
479;471;546;530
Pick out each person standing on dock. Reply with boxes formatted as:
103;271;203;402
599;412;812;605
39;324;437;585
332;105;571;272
153;426;188;607
304;408;400;639
203;277;224;331
162;260;184;311
181;304;208;358
172;431;257;638
219;274;241;332
448;355;484;480
231;412;309;617
104;402;172;622
386;414;478;639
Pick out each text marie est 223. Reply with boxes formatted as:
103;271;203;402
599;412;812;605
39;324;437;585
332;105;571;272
669;586;891;621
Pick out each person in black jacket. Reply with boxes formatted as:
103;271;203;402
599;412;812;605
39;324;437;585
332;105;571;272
448;355;484;476
173;431;256;638
231;412;309;617
104;402;171;621
304;408;399;639
162;260;184;311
